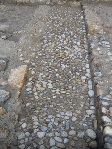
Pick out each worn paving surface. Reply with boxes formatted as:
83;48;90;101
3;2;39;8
0;4;97;149
16;5;96;149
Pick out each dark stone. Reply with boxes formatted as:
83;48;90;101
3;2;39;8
104;143;112;149
104;136;112;144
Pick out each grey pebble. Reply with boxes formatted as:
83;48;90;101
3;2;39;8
0;90;10;103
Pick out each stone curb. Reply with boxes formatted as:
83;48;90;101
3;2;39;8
0;0;112;6
82;3;112;149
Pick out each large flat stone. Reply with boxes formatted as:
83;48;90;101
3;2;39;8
8;65;28;98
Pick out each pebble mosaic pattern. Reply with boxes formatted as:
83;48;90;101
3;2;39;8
17;6;96;149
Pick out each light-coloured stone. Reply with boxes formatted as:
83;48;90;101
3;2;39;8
54;137;62;142
0;128;9;140
19;144;25;149
72;117;77;121
88;90;94;97
69;1;80;7
0;107;6;114
40;145;45;149
78;132;84;138
64;138;69;144
102;116;111;123
86;129;96;139
69;130;76;136
84;8;103;34
50;138;55;146
102;107;108;114
22;123;27;128
0;78;7;86
37;132;45;138
109;107;112;116
86;110;94;115
18;132;25;139
8;65;28;98
61;131;68;137
0;90;10;102
104;126;112;136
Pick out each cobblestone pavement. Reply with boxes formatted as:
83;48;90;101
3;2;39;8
15;6;97;149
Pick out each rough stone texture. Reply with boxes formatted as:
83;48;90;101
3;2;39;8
8;65;28;98
104;126;112;136
0;107;6;114
56;143;65;148
83;6;103;34
89;141;97;148
0;59;7;71
86;129;96;139
104;143;112;149
0;90;10;103
0;78;7;86
0;128;9;140
0;3;98;149
37;132;46;138
109;107;112;116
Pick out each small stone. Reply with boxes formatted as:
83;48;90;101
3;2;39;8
25;132;30;137
55;132;60;137
94;72;102;77
46;132;54;137
70;140;75;146
0;128;9;140
0;78;7;85
51;147;57;149
89;141;97;148
86;110;94;115
40;145;45;149
0;90;10;102
86;129;96;139
56;143;65;148
19;144;25;149
22;123;27;128
37;132;45;138
50;138;55;146
0;60;7;71
0;107;6;114
61;131;68;137
81;76;86;80
88;90;94;97
104;126;112;136
66;111;72;116
102;107;107;114
73;136;78;140
8;65;28;98
18;133;25;139
54;137;62;142
72;117;77;121
77;132;84;138
64;138;69;144
102;116;111;123
109;107;112;116
69;130;76;136
41;126;47;132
